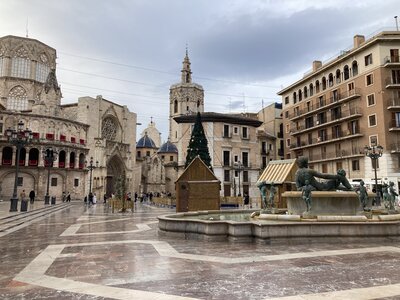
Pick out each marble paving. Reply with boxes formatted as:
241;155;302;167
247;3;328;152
1;202;400;299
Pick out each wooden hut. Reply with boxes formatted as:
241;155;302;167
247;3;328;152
257;159;297;208
175;156;220;212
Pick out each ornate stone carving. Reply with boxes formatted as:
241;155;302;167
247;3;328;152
102;117;117;141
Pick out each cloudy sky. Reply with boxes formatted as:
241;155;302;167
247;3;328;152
0;0;398;141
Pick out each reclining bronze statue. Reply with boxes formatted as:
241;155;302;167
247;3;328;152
295;157;353;191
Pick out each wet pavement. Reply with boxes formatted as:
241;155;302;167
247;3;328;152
1;202;400;299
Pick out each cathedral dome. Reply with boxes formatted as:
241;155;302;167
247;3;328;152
158;140;178;154
136;133;157;149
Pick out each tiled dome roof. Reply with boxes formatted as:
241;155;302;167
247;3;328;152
136;133;156;149
158;140;178;153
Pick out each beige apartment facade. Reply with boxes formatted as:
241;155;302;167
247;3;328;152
279;30;400;191
257;102;284;167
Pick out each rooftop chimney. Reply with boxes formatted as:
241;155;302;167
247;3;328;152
312;61;322;72
353;35;365;48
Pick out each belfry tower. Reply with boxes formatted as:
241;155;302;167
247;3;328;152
169;50;204;165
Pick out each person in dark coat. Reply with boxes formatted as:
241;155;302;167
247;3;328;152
29;190;35;204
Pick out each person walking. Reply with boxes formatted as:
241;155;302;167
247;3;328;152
66;192;71;202
29;190;35;204
20;189;28;211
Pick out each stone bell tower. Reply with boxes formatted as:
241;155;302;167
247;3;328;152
169;49;204;165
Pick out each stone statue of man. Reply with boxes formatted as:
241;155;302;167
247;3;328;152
295;157;353;191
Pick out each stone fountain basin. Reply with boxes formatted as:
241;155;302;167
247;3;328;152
158;209;400;242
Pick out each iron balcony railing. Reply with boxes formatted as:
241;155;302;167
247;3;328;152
290;107;362;134
288;88;361;120
309;147;365;162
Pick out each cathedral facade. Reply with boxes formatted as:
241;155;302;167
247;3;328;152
0;35;138;203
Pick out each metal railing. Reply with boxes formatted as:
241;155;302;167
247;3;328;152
288;88;360;120
290;107;362;133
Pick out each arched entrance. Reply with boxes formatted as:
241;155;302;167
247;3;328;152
106;155;125;197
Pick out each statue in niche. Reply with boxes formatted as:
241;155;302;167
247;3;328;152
295;157;353;191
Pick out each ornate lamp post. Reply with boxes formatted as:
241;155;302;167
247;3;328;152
6;121;33;212
233;160;244;197
43;148;58;205
85;157;98;204
364;144;383;206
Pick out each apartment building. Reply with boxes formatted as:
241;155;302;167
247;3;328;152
279;30;400;189
257;102;284;167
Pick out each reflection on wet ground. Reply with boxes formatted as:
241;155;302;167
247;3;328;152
1;201;400;300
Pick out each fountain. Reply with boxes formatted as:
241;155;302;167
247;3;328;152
158;157;400;243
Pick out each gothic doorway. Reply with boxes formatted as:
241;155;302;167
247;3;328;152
106;155;124;197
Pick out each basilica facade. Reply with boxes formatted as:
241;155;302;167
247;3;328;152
0;35;138;203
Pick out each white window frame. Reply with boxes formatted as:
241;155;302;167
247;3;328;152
368;114;377;127
366;73;374;86
366;93;375;107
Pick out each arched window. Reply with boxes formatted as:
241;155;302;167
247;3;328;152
303;86;308;98
7;85;28;111
197;100;200;107
298;89;302;101
328;73;334;87
336;69;341;84
28;148;39;166
101;117;117;141
174;99;178;113
316;80;320;93
69;152;75;169
2;147;12;165
58;150;66;168
36;53;50;83
293;92;297;103
79;153;85;169
309;83;314;96
18;148;26;166
343;65;350;80
352;61;358;76
11;47;31;79
322;77;327;90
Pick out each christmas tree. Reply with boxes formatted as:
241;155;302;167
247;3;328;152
185;112;213;170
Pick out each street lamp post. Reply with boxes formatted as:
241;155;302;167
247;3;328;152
43;148;58;205
6;121;33;212
86;157;98;205
364;144;383;206
234;161;244;197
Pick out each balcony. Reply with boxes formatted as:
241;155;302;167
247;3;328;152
389;142;400;153
384;55;400;66
385;77;400;89
288;88;361;121
309;147;365;163
387;97;400;110
290;107;362;135
28;160;38;166
389;120;400;131
290;130;362;151
2;159;11;165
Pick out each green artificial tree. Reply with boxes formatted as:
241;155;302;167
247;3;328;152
185;112;213;170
